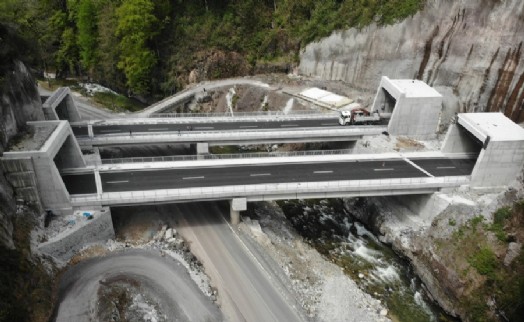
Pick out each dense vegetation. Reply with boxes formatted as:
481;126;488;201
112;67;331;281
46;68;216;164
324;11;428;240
1;0;424;100
440;202;524;321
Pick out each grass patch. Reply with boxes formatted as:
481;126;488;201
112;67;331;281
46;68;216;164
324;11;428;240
468;247;498;279
488;207;512;242
437;202;524;321
92;91;145;112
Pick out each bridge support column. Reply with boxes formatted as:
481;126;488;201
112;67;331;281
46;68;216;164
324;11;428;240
230;198;247;225
196;142;209;155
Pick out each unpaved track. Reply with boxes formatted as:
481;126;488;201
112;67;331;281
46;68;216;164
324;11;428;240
172;202;308;322
54;249;221;322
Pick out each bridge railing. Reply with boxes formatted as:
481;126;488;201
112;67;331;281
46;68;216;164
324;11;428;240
149;110;339;118
70;176;471;206
101;149;354;164
81;126;386;143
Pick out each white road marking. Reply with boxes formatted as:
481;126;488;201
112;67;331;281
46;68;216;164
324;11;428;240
148;128;169;131
240;125;258;129
321;123;338;126
182;176;205;180
313;170;333;174
280;124;298;127
250;173;271;177
374;168;394;171
195;126;214;130
436;166;456;169
106;180;129;184
100;130;121;133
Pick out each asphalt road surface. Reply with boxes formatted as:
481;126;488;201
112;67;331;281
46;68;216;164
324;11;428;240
99;160;428;193
169;202;308;322
61;158;475;195
411;158;477;177
53;249;222;322
72;118;342;137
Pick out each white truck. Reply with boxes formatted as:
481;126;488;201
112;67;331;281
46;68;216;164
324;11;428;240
338;108;380;125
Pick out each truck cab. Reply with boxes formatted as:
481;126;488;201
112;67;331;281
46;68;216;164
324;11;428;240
338;109;380;125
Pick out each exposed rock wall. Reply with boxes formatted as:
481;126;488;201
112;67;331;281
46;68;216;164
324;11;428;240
0;58;44;249
299;0;524;125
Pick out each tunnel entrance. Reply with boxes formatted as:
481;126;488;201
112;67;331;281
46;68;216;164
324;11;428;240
382;88;396;113
373;88;397;114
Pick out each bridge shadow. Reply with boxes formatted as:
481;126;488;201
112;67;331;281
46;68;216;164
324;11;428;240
111;201;231;241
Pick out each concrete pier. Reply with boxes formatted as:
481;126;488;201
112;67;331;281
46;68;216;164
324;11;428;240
230;198;247;225
196;142;209;155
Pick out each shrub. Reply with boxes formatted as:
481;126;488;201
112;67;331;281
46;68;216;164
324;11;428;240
468;247;498;279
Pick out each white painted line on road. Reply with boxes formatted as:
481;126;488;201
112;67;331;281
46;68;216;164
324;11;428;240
373;168;394;171
280;124;298;127
100;130;121;133
240;125;258;129
314;170;333;174
182;176;205;180
321;123;338;126
436;166;456;169
250;173;271;177
106;180;129;184
403;157;435;178
195;126;214;130
148;128;169;131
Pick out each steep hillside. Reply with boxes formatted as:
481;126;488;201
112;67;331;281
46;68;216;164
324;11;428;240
0;24;44;249
0;25;54;322
300;0;524;125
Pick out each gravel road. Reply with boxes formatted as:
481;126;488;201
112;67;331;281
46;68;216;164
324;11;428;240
53;249;222;321
171;202;308;322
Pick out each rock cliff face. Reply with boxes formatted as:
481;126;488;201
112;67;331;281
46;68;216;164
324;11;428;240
299;0;524;125
0;59;44;249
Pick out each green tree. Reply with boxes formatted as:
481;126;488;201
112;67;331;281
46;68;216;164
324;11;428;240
77;0;98;75
116;0;158;95
56;27;80;75
96;1;121;88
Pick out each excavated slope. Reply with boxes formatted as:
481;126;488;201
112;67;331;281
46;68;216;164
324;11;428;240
299;0;524;125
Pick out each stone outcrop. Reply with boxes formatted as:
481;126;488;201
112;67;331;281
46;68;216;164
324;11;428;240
0;28;44;248
299;0;524;126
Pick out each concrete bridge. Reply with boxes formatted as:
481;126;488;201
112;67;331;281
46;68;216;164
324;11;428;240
72;117;388;150
63;151;475;223
3;78;524;224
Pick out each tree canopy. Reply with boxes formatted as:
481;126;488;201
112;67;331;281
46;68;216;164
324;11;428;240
0;0;425;98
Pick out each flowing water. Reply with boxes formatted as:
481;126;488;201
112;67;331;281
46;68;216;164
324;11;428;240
278;199;458;322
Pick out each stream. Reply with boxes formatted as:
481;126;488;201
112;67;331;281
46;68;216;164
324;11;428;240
278;199;458;322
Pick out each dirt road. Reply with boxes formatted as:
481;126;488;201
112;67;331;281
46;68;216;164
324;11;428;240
170;202;308;322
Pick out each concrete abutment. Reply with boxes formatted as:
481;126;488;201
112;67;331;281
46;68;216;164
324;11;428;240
1;121;86;216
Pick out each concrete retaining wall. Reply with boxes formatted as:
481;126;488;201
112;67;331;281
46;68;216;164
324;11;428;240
1;158;42;210
38;208;115;262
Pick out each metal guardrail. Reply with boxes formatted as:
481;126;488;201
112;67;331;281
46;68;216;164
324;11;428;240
150;110;339;118
101;149;354;164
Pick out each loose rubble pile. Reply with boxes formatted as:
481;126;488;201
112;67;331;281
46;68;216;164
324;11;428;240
238;202;391;322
